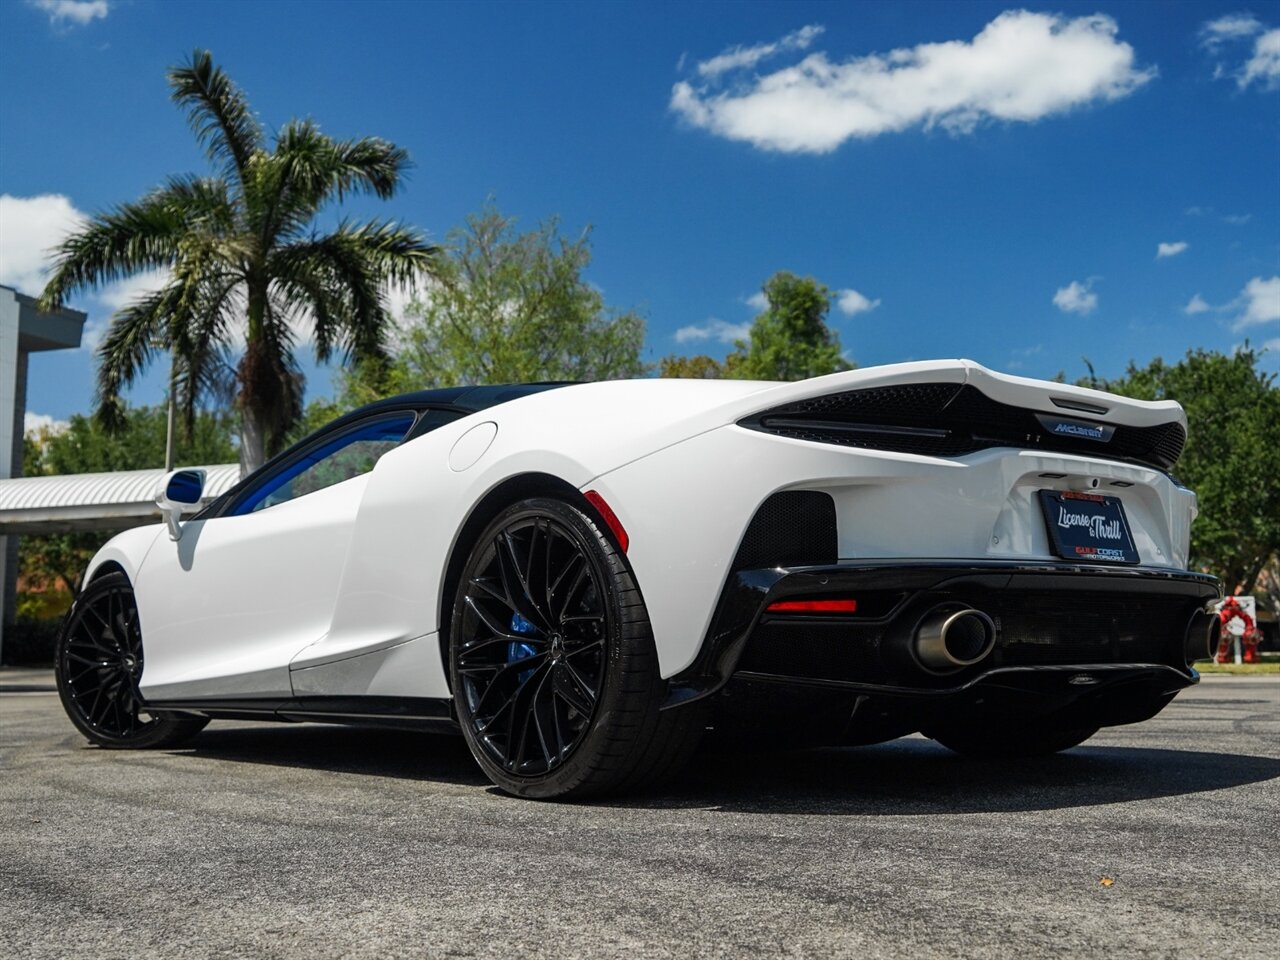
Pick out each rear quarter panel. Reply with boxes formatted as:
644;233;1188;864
592;424;1197;678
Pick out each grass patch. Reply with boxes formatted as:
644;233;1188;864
1195;652;1280;675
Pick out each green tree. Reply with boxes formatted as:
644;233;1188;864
343;204;645;401
729;272;850;381
38;50;437;474
657;354;728;379
660;271;850;382
20;406;238;602
1093;346;1280;593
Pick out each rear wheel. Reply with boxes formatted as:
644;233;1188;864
449;497;702;799
56;572;208;749
928;717;1099;758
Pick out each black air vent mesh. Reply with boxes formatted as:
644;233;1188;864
732;491;837;571
743;383;1185;471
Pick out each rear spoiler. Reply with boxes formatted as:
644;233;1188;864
727;360;1188;471
729;360;1185;431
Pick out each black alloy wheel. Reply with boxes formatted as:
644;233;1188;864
56;572;207;749
450;497;704;799
456;512;608;775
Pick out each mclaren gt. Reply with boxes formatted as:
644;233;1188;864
56;362;1220;798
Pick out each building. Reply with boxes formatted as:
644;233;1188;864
0;285;87;655
0;284;246;661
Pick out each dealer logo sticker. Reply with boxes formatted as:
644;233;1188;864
1035;413;1115;442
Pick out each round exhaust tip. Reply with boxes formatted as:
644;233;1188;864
1186;609;1220;664
913;605;997;674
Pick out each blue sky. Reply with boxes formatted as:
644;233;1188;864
1;0;1278;428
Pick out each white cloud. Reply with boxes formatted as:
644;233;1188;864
1241;28;1280;89
1006;343;1044;369
1262;336;1280;354
96;267;172;313
1156;241;1189;259
674;318;752;344
0;193;86;295
1184;294;1212;315
836;287;880;316
24;411;70;437
1200;13;1263;48
1053;279;1098;315
745;291;768;311
28;0;108;27
1232;275;1280;331
0;193;179;352
697;25;824;79
670;11;1154;153
1200;14;1280;89
1223;213;1253;225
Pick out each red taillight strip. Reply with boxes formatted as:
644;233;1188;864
766;598;858;614
584;490;629;554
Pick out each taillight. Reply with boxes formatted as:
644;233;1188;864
766;599;858;614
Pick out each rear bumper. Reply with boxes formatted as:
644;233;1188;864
664;560;1220;713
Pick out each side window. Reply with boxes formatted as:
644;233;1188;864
235;412;417;515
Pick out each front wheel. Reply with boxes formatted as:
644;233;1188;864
56;572;208;749
449;497;702;799
927;717;1099;758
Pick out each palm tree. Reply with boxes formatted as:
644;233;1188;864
38;50;437;474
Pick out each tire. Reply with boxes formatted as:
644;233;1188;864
448;497;703;799
928;717;1099;758
56;572;208;749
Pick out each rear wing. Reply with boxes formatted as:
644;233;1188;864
726;360;1187;472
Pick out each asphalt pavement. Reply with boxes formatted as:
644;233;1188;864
2;669;1277;959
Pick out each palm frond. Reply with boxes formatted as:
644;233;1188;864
94;283;181;428
169;272;240;431
158;174;237;233
269;273;343;364
260;124;413;248
38;176;236;310
40;200;178;310
275;121;410;204
168;49;263;182
326;136;410;201
270;221;436;362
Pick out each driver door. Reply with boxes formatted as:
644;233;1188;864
134;410;418;702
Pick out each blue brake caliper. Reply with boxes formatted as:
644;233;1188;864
507;612;539;683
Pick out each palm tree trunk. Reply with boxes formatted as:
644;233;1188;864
239;283;269;477
239;409;267;476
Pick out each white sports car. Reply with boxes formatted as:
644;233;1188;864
57;361;1221;798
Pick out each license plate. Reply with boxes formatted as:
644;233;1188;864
1038;490;1139;564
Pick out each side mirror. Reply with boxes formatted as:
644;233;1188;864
155;468;206;541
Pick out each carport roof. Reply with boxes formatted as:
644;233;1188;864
0;464;240;534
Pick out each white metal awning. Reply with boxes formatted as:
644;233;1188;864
0;464;241;534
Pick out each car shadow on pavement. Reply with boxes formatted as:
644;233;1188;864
629;737;1280;816
178;723;489;787
173;722;1280;814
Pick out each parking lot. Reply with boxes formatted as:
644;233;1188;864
2;672;1277;959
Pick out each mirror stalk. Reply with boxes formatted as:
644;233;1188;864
155;469;207;542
